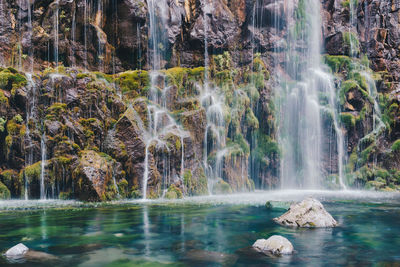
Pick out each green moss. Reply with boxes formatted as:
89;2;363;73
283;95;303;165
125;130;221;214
118;70;150;97
212;179;232;194
163;67;188;89
130;184;142;199
359;144;376;166
93;72;114;83
213;51;232;72
0;181;10;199
188;67;205;80
0;90;8;106
59;191;73;200
165;184;183;199
340;112;356;129
184;168;208;196
392;140;400;153
341;0;358;8
245;108;259;129
0;117;6;132
77;73;90;79
23;161;42;182
0;68;27;90
343;32;360;55
347;148;358;172
324;55;352;73
117;179;129;198
46;103;67;120
339;79;372;105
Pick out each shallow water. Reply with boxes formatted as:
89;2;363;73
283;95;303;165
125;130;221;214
0;191;400;266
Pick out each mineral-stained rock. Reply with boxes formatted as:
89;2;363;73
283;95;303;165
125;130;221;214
252;235;294;255
72;150;114;201
273;198;338;228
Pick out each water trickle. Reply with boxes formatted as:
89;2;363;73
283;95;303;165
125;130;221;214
112;168;120;198
26;0;33;72
24;74;38;200
71;5;76;67
83;0;88;70
0;0;4;66
54;0;59;67
40;133;47;200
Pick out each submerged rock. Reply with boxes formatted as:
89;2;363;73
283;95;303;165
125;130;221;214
4;243;58;262
253;235;294;255
183;249;238;265
24;250;59;262
273;198;338;228
5;243;29;257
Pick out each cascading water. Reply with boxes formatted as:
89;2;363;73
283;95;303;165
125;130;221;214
200;84;226;194
143;0;188;199
276;0;346;189
200;1;229;194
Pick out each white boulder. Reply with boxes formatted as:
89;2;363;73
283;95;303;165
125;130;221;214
273;197;338;228
253;235;294;255
5;243;29;257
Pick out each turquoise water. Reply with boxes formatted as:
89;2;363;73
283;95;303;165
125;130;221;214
0;191;400;266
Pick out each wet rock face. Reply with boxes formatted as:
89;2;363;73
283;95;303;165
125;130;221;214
273;198;338;228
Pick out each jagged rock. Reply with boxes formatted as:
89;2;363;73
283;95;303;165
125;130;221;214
273;198;338;228
72;150;114;201
5;243;29;257
252;235;294;255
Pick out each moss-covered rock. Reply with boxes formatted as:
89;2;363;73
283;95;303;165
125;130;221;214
72;150;116;201
165;184;183;199
0;181;11;199
117;70;150;98
212;179;233;194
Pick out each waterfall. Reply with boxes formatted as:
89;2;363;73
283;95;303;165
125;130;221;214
276;0;346;189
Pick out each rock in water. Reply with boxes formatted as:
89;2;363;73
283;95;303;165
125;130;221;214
273;198;338;228
5;243;29;257
253;235;293;255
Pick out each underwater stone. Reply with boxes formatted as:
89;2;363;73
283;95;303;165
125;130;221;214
273;198;338;228
253;235;293;255
5;243;29;257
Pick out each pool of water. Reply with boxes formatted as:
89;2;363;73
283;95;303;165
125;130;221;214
0;190;400;266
